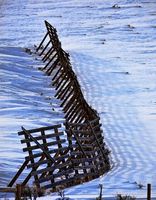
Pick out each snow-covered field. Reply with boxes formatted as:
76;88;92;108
1;0;156;199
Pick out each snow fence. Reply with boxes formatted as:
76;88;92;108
5;21;110;197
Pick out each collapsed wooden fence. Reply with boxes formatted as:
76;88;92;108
0;21;110;198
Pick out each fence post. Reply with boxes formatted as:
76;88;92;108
15;184;22;200
147;183;151;200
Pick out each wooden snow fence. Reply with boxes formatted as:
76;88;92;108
37;20;98;123
0;21;110;198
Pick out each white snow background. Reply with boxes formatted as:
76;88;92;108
0;0;156;199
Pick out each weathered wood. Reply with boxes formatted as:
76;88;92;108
64;97;79;117
68;143;94;150
36;32;48;52
52;72;65;88
0;187;16;193
39;40;51;56
52;65;63;81
8;160;29;187
72;157;98;164
23;139;66;152
70;150;95;157
23;127;40;188
31;160;71;176
74;164;95;171
66;129;103;136
15;184;22;200
42;46;53;61
63;93;79;113
147;183;151;200
65;121;88;127
43;176;76;189
55;74;71;94
38;169;74;183
27;154;69;168
21;132;64;144
25;146;68;160
18;124;61;135
42;52;58;70
60;88;74;107
46;58;60;76
73;109;86;123
69;107;83;123
22;154;45;186
22;127;56;165
55;72;69;91
60;80;74;100
66;103;80;120
70;128;87;158
55;78;70;99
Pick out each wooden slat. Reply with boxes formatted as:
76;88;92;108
52;70;66;86
68;143;94;150
27;154;69;168
65;129;102;136
56;77;72;99
44;48;56;62
72;136;93;143
36;32;48;52
74;164;94;171
42;176;75;189
18;124;61;135
66;103;81;121
55;78;70;99
21;132;64;144
42;52;58;70
74;115;85;124
0;187;16;193
46;58;60;76
72;109;86;123
42;46;53;61
8;160;29;187
70;128;87;158
72;157;98;164
22;154;45;186
38;169;74;183
55;73;69;91
60;88;74;107
31;160;71;176
69;107;84;123
39;40;51;56
64;97;79;117
25;146;68;160
52;65;63;81
23;128;40;187
23;139;66;152
89;117;100;125
56;72;71;93
63;93;79;113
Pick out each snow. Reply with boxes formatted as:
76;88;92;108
0;0;156;199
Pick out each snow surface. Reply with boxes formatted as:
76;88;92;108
0;0;156;199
